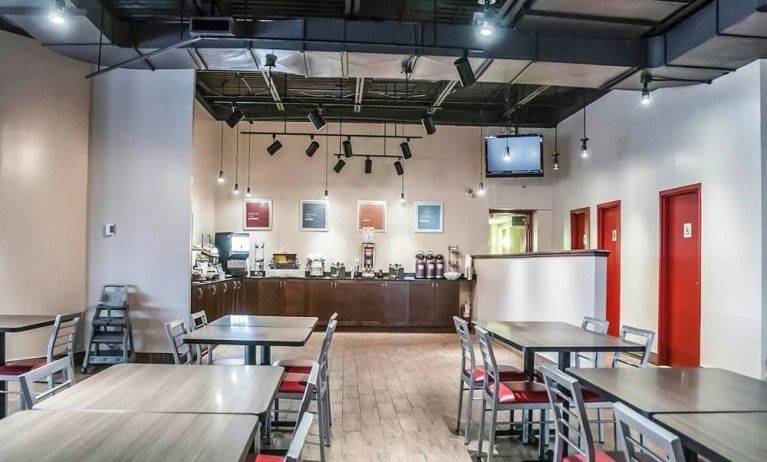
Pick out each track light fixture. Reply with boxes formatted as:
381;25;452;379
50;0;65;24
333;158;346;173
342;137;353;157
421;115;436;135
399;139;413;160
306;136;320;157
267;134;282;155
265;53;278;68
364;157;373;174
225;107;244;128
394;160;404;176
641;76;652;105
454;55;477;88
479;20;494;37
308;108;326;130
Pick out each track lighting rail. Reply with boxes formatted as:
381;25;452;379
241;131;422;140
333;154;403;159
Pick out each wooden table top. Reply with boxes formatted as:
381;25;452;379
184;324;315;347
569;367;767;415
0;314;68;333
36;363;283;416
474;321;644;352
654;412;767;462
0;409;258;462
211;314;318;329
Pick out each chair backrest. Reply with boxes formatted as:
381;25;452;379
46;313;81;366
164;319;193;365
613;403;685;462
297;364;319;425
317;319;337;386
19;358;76;409
187;311;210;364
285;413;314;462
453;316;476;375
612;325;655;368
576;316;609;368
541;364;596;462
329;312;339;323
474;326;500;395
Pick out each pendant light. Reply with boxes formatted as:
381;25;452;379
581;92;590;159
400;173;406;203
399;119;413;160
478;123;485;196
233;123;240;194
552;88;561;171
324;124;329;200
217;121;225;183
641;75;652;105
246;121;253;197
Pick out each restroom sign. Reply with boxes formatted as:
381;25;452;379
683;223;693;238
611;229;618;242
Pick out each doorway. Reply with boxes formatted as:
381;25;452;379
488;210;533;254
570;207;590;250
597;201;621;336
659;184;701;367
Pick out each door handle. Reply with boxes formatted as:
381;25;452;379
211;286;216;295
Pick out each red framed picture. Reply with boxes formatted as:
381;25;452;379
244;199;272;230
357;200;386;232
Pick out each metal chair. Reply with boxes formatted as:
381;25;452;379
475;326;551;462
453;316;528;445
255;413;315;462
164;320;193;365
575;316;609;367
613;403;685;462
274;313;338;373
0;313;81;411
188;310;214;365
541;364;623;462
18;358;76;409
612;326;655;368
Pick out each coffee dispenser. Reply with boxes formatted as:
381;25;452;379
435;254;445;279
415;252;426;279
426;252;436;279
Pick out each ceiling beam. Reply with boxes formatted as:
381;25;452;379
427;81;459;115
260;70;285;111
353;77;365;113
501;85;550;118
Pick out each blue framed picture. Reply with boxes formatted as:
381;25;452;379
300;200;329;232
415;201;444;233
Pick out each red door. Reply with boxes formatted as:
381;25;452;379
598;201;621;336
570;207;590;250
659;184;701;367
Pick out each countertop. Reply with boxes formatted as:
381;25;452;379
470;250;609;260
193;275;473;285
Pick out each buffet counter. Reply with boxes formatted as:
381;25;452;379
191;276;474;330
471;250;608;326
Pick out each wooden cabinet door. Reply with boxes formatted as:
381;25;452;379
307;280;335;325
408;281;436;326
284;280;307;316
334;280;360;326
191;286;204;315
359;281;384;326
258;279;285;316
203;283;220;321
384;281;409;326
242;278;260;315
435;281;460;327
221;281;232;317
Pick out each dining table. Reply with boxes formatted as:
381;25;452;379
184;315;318;365
0;314;78;418
0;409;259;462
35;363;284;418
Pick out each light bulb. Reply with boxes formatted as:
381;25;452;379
641;90;651;105
479;21;493;37
581;147;589;159
217;170;225;184
233;183;240;194
245;187;252;198
50;0;65;24
400;193;406;203
553;153;560;170
323;190;329;200
503;145;511;161
477;182;486;196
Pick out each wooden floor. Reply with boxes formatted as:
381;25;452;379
6;332;620;461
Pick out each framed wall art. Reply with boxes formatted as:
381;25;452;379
357;200;386;232
415;201;444;233
300;200;329;231
244;199;272;230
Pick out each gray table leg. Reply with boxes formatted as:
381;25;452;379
0;332;5;419
260;346;271;366
244;345;258;366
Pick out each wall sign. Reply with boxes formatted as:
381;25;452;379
683;223;693;238
357;200;386;232
415;201;444;233
300;200;329;232
244;199;272;231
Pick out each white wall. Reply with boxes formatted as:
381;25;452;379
551;61;764;377
212;121;554;271
192;101;220;245
0;31;90;360
87;69;196;353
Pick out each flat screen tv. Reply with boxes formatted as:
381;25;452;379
485;134;544;178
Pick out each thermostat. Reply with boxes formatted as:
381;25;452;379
103;223;116;237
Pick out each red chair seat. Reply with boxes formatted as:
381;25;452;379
464;365;529;383
0;362;44;377
253;454;285;462
563;450;622;462
582;389;609;403
487;381;550;404
284;365;313;374
278;372;309;394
